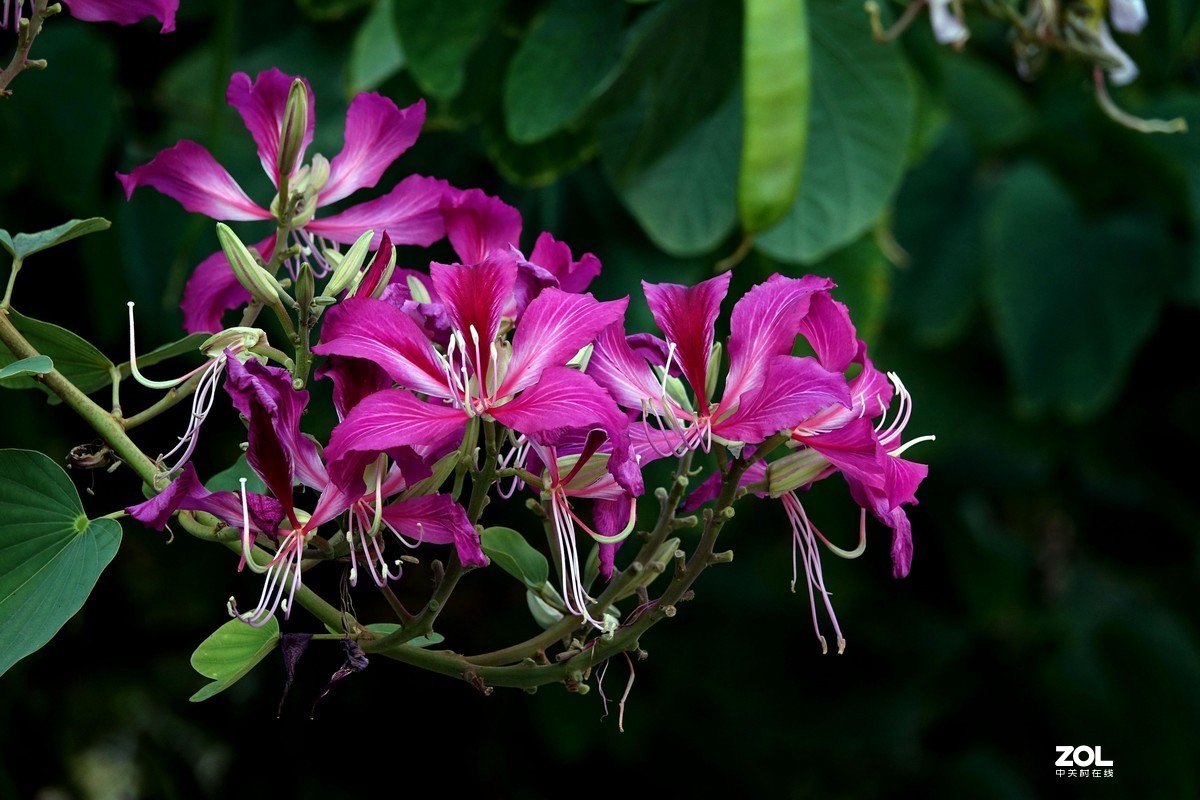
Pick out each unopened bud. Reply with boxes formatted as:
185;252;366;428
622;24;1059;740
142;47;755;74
705;341;722;405
350;232;396;299
295;262;315;314
321;229;374;298
277;78;310;179
216;223;287;310
765;447;830;497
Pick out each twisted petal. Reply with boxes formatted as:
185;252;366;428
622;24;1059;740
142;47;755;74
642;272;731;413
321;97;426;206
382;494;488;567
315;298;450;399
126;463;285;533
306;175;449;246
62;0;177;31
117;141;271;221
225;357;327;495
725;274;831;403
181;234;276;334
500;290;628;397
441;188;523;264
227;69;314;186
797;290;858;374
315;355;392;420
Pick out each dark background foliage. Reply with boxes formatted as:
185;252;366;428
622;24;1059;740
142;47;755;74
2;0;1199;796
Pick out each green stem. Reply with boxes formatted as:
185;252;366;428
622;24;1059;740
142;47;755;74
1;256;22;309
0;309;159;485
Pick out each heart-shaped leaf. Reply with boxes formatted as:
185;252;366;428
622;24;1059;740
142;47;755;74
0;218;111;261
480;526;549;589
0;449;122;676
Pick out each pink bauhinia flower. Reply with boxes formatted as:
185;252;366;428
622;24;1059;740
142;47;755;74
117;68;450;333
2;0;176;30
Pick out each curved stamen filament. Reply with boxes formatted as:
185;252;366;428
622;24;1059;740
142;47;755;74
127;301;207;390
783;492;846;655
549;490;604;629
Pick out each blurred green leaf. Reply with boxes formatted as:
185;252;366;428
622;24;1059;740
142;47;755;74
503;0;625;145
393;0;503;99
0;449;122;677
986;163;1170;417
8;26;117;211
481;526;549;589
296;0;370;20
0;310;114;396
807;235;891;346
484;122;597;189
609;90;741;256
348;0;406;93
0;356;53;380
757;0;915;264
0;218;110;261
940;56;1034;152
739;0;809;234
205;454;268;495
189;617;279;702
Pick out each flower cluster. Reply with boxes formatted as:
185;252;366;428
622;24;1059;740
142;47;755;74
122;69;930;656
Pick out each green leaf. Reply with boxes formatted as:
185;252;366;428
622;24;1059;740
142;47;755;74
940;56;1034;152
2;218;111;262
117;332;209;381
609;90;742;256
0;230;12;258
503;0;625;144
806;236;891;347
0;355;53;380
985;163;1170;418
739;0;809;234
0;310;114;396
296;0;370;19
484;122;597;189
348;0;406;93
205;454;268;495
189;617;279;702
393;0;503;99
756;0;915;264
480;526;549;589
0;449;122;676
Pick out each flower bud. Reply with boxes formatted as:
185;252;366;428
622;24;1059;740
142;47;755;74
295;261;315;314
277;78;310;179
350;233;396;299
216;223;288;311
705;341;722;404
321;229;374;298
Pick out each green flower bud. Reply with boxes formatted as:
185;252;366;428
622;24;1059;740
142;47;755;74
277;78;309;179
321;229;374;298
215;223;287;311
295;262;315;314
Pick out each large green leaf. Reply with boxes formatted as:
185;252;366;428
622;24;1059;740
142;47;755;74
940;56;1034;153
392;0;503;99
189;617;280;702
0;356;53;381
0;449;122;676
607;91;741;255
756;0;915;264
480;526;549;589
348;0;406;93
0;218;111;261
503;0;625;144
985;163;1170;417
0;309;114;396
739;0;809;234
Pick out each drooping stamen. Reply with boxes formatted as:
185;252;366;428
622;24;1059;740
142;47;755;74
238;477;268;574
549;489;604;629
496;434;531;499
128;302;207;390
156;358;225;474
783;492;846;655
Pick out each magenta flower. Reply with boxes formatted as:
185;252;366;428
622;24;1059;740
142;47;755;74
128;355;484;626
588;272;849;459
315;255;628;469
3;0;176;30
117;68;450;332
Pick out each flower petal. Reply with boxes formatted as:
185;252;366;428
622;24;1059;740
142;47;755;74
181;234;276;334
314;355;392;420
642;272;731;413
382;494;488;567
488;367;623;440
324;389;468;465
126;463;285;534
725;274;832;403
797;290;858;374
587;322;667;411
306;175;449;246
117;140;271;221
226;69;314;186
320;97;425;206
430;251;518;370
500;290;628;396
441;188;523;264
529;232;601;294
61;0;177;31
314;298;451;398
716;356;850;445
